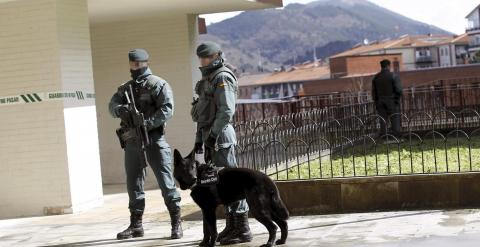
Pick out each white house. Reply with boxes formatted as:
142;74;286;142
466;4;480;59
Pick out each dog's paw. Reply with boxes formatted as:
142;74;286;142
275;239;286;245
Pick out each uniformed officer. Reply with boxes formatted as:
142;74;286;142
109;49;182;240
372;59;403;137
191;42;252;245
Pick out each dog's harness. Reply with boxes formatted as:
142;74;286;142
189;162;221;190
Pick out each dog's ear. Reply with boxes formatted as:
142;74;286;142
185;149;194;159
173;149;183;165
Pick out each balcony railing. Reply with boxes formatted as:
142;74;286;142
467;26;480;33
469;43;480;49
416;56;433;63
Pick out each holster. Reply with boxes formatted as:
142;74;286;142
116;127;135;149
116;128;126;149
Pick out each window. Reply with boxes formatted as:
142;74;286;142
416;48;431;57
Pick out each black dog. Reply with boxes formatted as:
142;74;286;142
173;149;289;247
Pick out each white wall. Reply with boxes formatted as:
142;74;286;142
91;14;201;188
0;0;103;218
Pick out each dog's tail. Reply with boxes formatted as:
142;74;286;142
270;187;289;220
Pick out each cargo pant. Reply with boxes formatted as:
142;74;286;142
124;130;181;213
206;124;249;214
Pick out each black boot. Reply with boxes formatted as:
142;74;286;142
219;212;252;245
169;208;183;239
217;212;234;242
117;211;144;240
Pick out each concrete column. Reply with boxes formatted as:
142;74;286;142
0;0;103;219
91;14;201;187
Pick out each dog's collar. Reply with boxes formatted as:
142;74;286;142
188;181;199;190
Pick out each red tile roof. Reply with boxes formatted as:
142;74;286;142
238;62;330;86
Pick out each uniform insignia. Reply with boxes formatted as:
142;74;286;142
218;82;225;88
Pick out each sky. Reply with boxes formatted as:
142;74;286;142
200;0;479;35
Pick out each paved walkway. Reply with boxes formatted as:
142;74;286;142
1;186;480;247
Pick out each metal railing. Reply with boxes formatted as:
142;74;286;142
467;26;480;33
234;106;480;181
233;82;480;180
235;80;480;122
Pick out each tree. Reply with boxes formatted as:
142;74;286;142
472;51;480;64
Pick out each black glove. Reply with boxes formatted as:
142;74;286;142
194;142;203;154
116;105;131;126
204;146;213;165
204;134;216;149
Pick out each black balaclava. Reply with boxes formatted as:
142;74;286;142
130;66;148;80
199;54;224;77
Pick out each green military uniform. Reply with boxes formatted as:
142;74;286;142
191;42;252;245
109;67;181;212
191;58;248;214
372;67;403;136
110;49;182;240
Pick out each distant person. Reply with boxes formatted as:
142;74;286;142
372;59;403;138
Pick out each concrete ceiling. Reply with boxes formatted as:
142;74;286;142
87;0;283;23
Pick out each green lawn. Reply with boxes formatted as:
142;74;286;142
271;137;480;180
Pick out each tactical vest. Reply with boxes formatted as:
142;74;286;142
128;75;166;119
191;66;237;128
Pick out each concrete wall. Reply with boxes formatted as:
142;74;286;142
329;56;347;78
90;14;201;187
0;0;103;218
276;173;480;215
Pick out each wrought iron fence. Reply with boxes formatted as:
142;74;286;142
235;81;480;122
233;82;480;180
234;106;480;181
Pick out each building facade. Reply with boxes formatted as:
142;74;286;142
329;34;469;77
238;62;329;99
0;0;282;219
330;53;403;78
467;4;480;61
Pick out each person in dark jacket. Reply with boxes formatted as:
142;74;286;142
372;59;403;137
